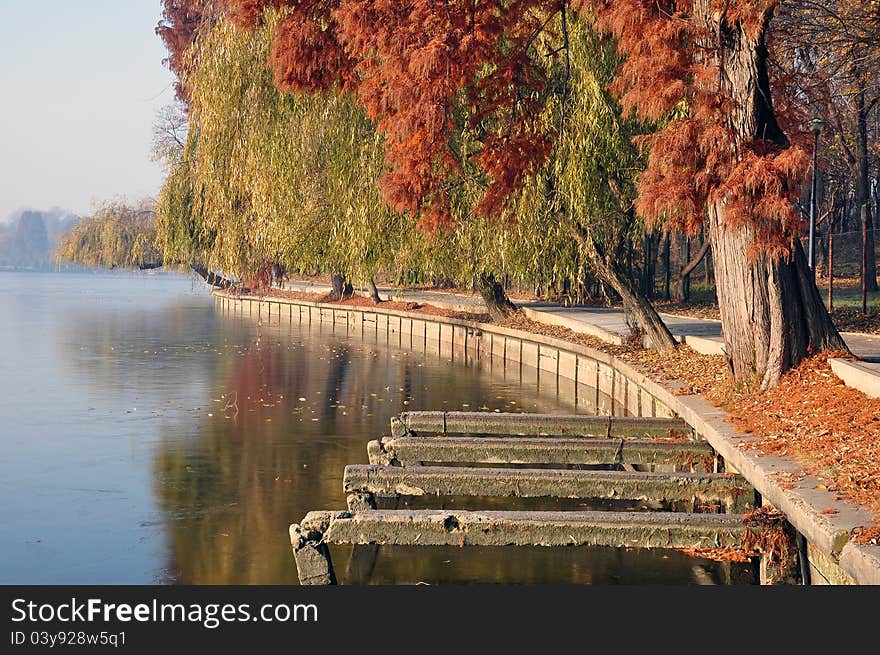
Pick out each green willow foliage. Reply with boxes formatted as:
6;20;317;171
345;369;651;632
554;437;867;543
159;14;407;285
545;18;647;266
56;201;162;270
431;15;647;295
155;10;647;297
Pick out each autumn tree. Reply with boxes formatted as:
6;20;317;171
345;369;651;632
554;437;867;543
538;16;678;348
160;13;411;292
156;0;226;101
223;0;675;330
152;101;189;167
221;1;558;316
567;1;847;388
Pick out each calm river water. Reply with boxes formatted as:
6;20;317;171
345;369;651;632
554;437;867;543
0;271;753;584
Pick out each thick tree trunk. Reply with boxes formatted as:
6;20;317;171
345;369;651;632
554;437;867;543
711;220;846;388
368;277;382;304
697;2;847;388
478;273;518;321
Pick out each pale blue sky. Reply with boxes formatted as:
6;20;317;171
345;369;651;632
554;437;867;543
0;1;176;221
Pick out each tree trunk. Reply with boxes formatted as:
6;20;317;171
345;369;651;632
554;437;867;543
330;273;353;300
702;231;711;286
856;88;878;292
712;220;846;388
570;224;678;350
828;218;835;314
604;259;679;350
662;232;672;301
676;239;709;302
368;277;382;304
478;273;518;321
641;231;657;298
697;2;847;388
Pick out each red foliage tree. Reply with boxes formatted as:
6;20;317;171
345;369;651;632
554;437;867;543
568;0;846;387
226;0;557;232
156;0;226;100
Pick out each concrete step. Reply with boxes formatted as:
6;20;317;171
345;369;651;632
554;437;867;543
368;436;717;472
393;411;692;439
343;464;754;513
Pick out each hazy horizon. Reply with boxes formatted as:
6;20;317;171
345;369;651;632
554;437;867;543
0;1;176;222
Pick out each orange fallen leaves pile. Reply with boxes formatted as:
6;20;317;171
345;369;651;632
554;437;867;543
244;288;491;322
713;352;880;539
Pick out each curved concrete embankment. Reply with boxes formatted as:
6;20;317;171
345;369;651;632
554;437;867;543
213;290;880;585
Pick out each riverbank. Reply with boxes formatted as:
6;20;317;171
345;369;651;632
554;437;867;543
216;288;880;584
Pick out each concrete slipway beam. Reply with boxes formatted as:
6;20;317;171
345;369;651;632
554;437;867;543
343;464;754;513
291;510;764;585
296;509;752;550
394;412;692;439
368;437;716;472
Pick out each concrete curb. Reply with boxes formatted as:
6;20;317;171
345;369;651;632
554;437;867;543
829;358;880;399
519;306;624;345
839;542;880;583
217;289;880;584
678;335;726;356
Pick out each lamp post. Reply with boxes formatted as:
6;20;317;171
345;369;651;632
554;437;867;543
807;116;824;272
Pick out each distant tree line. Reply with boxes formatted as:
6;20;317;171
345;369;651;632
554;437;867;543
0;209;78;270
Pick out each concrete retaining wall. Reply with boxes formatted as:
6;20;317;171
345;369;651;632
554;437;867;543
215;293;671;418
